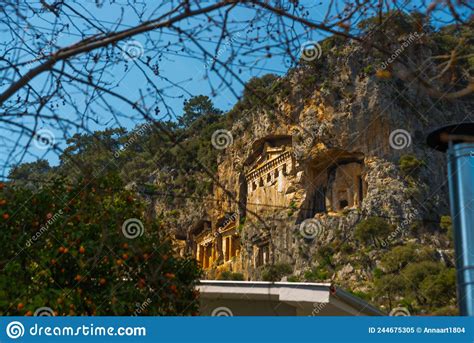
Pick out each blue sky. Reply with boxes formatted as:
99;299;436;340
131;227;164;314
0;0;466;176
3;1;328;172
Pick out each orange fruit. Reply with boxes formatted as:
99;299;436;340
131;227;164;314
17;303;24;310
79;246;85;254
375;69;391;79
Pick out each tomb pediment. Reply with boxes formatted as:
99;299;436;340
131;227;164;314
190;219;210;233
245;145;292;183
244;135;292;168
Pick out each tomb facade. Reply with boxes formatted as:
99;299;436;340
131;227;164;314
244;137;294;214
187;137;368;279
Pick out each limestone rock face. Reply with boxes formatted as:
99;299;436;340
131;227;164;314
172;39;473;289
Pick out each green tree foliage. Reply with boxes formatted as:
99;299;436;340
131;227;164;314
217;271;244;281
8;160;53;187
59;128;126;181
0;174;201;315
380;243;435;273
374;243;456;313
4;96;225;193
440;215;454;245
354;217;393;247
433;23;474;74
228;74;280;121
303;266;329;282
399;155;425;175
181;95;222;129
420;268;456;308
262;263;292;282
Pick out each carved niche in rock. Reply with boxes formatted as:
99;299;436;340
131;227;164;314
327;161;366;212
299;153;367;222
249;231;272;268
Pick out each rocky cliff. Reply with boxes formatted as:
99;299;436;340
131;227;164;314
156;17;473;315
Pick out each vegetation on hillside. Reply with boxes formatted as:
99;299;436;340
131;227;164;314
0;172;201;315
5;15;469;316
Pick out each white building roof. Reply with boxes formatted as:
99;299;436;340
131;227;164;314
197;280;384;316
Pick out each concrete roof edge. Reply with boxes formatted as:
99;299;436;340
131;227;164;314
198;280;384;316
199;280;332;287
332;286;385;316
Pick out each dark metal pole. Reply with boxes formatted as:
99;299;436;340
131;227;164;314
427;123;474;316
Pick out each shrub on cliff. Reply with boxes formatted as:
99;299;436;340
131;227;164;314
217;271;244;281
354;217;393;248
262;263;293;282
399;154;425;176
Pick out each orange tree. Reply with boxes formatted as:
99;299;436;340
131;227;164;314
0;172;201;315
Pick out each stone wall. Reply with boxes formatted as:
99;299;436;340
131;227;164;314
183;38;473;283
